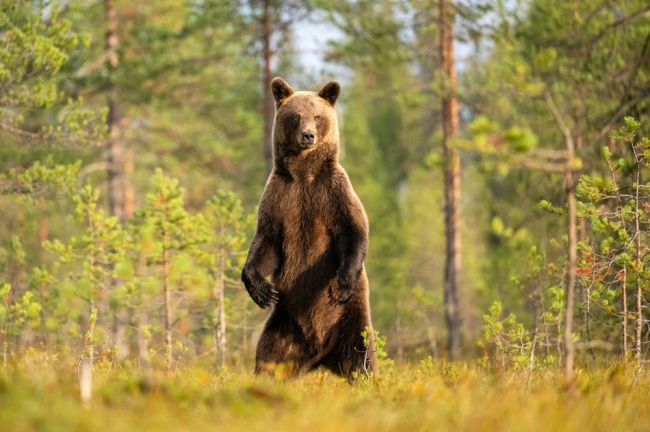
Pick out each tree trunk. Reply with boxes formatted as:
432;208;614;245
633;152;643;365
262;0;274;172
623;266;629;361
104;0;134;221
395;315;404;363
122;144;134;220
607;146;630;362
242;296;249;359
162;239;172;370
37;213;50;349
112;311;129;361
79;303;95;407
214;250;227;368
104;0;123;221
544;90;577;380
79;355;93;406
439;0;462;360
564;145;577;380
104;0;132;360
137;307;150;369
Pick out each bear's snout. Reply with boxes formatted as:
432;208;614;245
300;130;316;148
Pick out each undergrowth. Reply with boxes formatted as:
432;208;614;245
1;351;648;432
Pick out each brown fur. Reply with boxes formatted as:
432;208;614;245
242;77;378;378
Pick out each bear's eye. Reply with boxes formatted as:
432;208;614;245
284;113;300;126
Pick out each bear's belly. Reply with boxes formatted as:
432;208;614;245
278;215;335;288
276;212;342;340
272;183;343;349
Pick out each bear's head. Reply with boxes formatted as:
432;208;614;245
271;77;340;161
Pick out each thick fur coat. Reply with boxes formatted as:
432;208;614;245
241;78;377;377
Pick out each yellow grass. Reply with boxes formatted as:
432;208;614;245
1;352;648;432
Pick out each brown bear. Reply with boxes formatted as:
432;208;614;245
241;77;378;378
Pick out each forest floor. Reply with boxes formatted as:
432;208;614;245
1;352;649;432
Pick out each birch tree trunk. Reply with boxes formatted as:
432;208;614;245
564;165;577;379
214;251;226;368
544;90;577;380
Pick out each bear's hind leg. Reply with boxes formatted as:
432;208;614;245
320;313;377;378
255;306;309;375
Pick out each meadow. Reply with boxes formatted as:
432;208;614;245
2;353;649;432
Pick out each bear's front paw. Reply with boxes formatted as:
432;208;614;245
242;270;278;309
249;278;279;309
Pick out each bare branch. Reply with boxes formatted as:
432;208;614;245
528;148;568;161
516;157;566;173
544;90;574;154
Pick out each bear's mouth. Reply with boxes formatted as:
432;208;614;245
297;136;316;149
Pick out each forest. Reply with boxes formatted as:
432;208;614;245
0;0;649;430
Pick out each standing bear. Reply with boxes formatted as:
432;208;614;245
241;77;378;377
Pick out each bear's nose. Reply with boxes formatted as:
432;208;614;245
302;131;315;144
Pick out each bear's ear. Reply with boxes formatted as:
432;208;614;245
318;81;340;106
271;77;294;107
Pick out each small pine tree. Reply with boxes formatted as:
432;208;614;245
576;118;649;365
194;190;252;368
138;169;203;370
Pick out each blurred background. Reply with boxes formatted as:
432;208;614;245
0;0;648;369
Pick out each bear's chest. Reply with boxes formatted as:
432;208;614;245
278;180;334;274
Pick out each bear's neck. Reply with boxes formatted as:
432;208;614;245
274;145;338;182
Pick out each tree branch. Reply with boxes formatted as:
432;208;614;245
587;87;650;149
544;90;575;155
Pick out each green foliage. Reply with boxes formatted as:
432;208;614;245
19;167;256;364
55;184;126;301
140;169;202;257
570;120;649;350
5;158;81;199
609;117;641;144
362;326;393;371
195;189;252;275
0;2;105;144
538;199;565;216
479;301;532;370
467;115;538;157
0;282;11;334
2;290;42;339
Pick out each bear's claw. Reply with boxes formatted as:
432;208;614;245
242;270;278;309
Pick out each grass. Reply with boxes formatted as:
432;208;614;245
1;351;649;432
